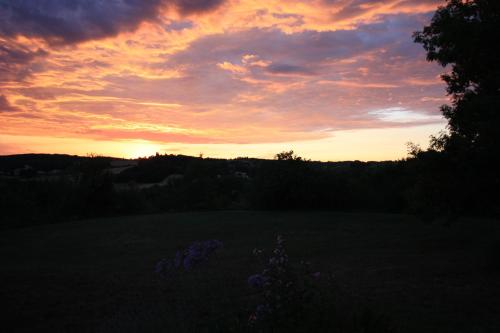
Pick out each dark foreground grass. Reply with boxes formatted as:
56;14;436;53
1;211;499;332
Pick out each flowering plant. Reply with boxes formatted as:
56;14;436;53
247;235;323;331
155;239;223;278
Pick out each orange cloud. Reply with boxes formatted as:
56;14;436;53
0;0;447;160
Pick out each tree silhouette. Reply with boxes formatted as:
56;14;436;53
275;150;302;161
413;0;500;216
414;0;500;154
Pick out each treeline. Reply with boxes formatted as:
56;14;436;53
2;151;495;229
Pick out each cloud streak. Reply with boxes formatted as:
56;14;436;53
0;0;447;159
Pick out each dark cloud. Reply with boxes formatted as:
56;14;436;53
265;64;315;76
0;95;20;112
271;12;304;27
0;0;225;45
0;0;159;45
164;20;194;31
173;0;225;15
0;39;47;82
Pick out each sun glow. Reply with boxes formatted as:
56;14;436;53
127;141;166;159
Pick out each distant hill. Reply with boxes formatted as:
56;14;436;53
0;152;413;229
0;154;83;172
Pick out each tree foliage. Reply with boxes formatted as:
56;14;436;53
414;0;500;153
275;150;303;161
413;0;500;216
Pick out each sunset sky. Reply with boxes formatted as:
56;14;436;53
0;0;448;160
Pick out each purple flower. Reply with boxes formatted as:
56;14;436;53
248;274;268;288
184;254;196;270
155;239;223;276
155;258;173;277
184;240;223;268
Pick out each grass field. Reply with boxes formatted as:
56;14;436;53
1;211;500;332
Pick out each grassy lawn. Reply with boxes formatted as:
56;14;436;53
1;211;499;332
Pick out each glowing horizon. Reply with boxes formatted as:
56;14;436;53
0;0;447;161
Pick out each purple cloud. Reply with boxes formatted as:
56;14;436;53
173;0;225;15
0;0;226;45
0;95;19;112
0;40;47;83
265;64;315;76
